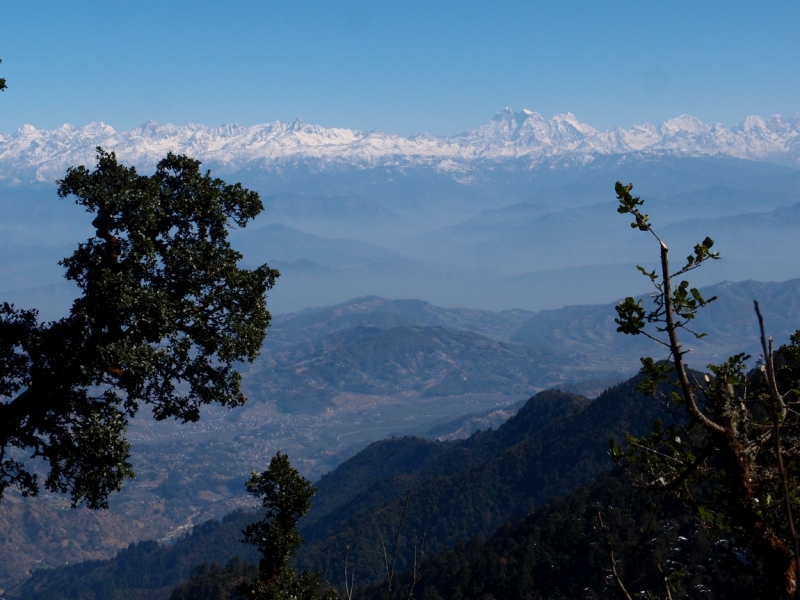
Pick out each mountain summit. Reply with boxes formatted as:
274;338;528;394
2;109;800;183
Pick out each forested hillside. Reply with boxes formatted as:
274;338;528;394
3;278;797;591
293;377;662;584
354;469;763;600
9;375;672;599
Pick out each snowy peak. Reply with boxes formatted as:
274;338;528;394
2;109;800;182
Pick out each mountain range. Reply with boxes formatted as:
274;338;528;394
4;109;800;184
4;108;800;318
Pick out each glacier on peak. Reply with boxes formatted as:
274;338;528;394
2;108;800;182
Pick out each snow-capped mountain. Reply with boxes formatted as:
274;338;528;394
2;108;800;183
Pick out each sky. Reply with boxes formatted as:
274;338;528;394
1;1;799;137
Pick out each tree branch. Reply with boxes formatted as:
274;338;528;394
660;241;725;434
597;509;634;600
385;490;411;600
756;301;800;598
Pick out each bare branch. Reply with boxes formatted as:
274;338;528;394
654;560;674;600
597;509;634;600
756;301;800;597
407;517;429;600
378;531;390;583
344;544;355;600
385;490;411;600
756;301;787;416
660;242;725;434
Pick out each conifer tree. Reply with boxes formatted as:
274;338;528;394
239;453;336;600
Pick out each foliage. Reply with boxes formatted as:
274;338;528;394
0;58;6;92
0;149;278;508
238;452;336;600
610;181;800;598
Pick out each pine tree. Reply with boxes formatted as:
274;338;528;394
239;453;336;600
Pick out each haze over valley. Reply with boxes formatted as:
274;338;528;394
4;109;800;319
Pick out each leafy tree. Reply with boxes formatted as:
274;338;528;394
238;452;335;600
0;149;278;509
611;182;800;599
0;58;6;92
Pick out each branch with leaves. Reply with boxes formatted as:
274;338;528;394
610;181;800;599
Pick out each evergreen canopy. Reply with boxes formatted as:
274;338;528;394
0;149;278;509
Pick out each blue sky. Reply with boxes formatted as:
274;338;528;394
1;1;798;136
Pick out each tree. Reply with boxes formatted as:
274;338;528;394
0;58;6;92
611;182;800;599
0;148;278;509
238;452;336;600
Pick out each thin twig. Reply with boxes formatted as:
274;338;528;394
597;509;634;600
407;517;429;600
756;301;787;416
631;207;665;246
378;531;390;582
385;490;412;600
756;301;800;596
654;560;674;600
625;440;687;464
344;544;354;600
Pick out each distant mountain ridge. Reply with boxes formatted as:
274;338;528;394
4;108;800;183
237;278;800;414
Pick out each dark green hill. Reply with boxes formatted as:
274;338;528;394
168;469;766;600
303;437;449;532
5;387;590;599
4;375;685;599
292;378;661;585
298;389;590;546
354;468;763;600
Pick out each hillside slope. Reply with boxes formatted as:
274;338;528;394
355;469;762;600
7;372;706;598
245;326;595;413
293;378;663;584
5;387;591;598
